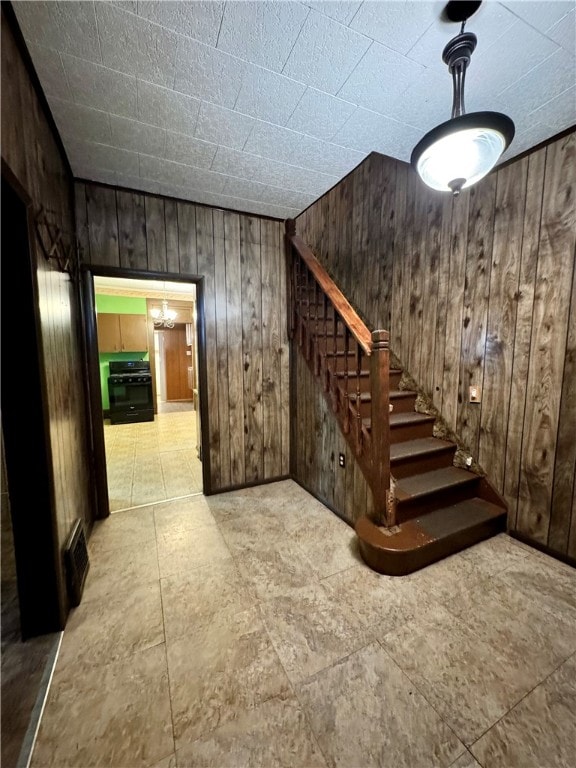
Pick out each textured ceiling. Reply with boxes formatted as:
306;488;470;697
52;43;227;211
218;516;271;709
14;1;576;220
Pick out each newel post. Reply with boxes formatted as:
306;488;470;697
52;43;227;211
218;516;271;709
369;330;393;527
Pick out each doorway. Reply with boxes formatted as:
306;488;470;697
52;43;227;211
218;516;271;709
81;269;209;519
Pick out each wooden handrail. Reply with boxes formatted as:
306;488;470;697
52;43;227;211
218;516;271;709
289;235;377;356
287;222;392;527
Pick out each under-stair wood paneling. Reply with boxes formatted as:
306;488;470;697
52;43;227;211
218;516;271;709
76;181;289;493
293;351;372;525
295;130;576;559
1;8;93;625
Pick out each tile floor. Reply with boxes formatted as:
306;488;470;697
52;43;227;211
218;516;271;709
30;480;576;768
104;409;202;511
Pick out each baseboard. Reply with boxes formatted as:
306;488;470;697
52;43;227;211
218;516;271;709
508;531;576;568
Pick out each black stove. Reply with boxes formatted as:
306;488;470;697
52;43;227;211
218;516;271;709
107;361;154;424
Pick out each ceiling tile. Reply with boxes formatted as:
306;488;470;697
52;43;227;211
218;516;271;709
26;43;72;101
338;42;425;113
66;138;140;176
389;67;452;131
500;120;551;161
140;154;226;194
545;8;576;53
110;115;166;157
282;10;371;94
61;54;138;118
194;103;256;150
495;47;575;115
502;1;575;33
48;97;112;144
234;65;306;123
349;1;436;54
95;3;179;89
466;19;560;102
137;1;225;46
286;87;356;141
530;85;576;130
222;176;315;209
165;131;218;168
174;36;247;108
137;80;200;136
304;2;362;26
244;122;365;176
332;107;422;160
14;1;101;64
211;146;338;195
218;1;308;71
407;2;517;70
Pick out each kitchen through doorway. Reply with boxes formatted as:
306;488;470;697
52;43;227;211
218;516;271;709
92;275;203;512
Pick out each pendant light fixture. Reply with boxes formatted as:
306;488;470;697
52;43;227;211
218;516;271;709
411;0;515;196
150;283;177;328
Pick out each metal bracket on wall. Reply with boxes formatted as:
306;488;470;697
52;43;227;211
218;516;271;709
34;206;78;281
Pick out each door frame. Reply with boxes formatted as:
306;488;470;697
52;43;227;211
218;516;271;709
80;265;211;520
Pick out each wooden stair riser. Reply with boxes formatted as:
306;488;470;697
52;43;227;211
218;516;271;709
396;478;481;522
389;392;417;413
391;445;457;479
389;369;402;389
390;418;435;443
335;370;370;392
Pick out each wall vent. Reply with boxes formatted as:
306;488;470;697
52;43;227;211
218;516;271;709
64;519;90;607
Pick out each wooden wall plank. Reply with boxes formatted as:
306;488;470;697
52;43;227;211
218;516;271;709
261;219;282;478
478;159;528;491
241;216;264;483
503;148;545;527
279;222;290;476
518;134;576;544
195;206;219;482
177;202;198;274
164;199;179;274
74;183;90;264
86;185;120;267
391;163;408;355
213;210;230;487
145;196;167;272
117;190;146;270
549;252;576;552
224;213;246;486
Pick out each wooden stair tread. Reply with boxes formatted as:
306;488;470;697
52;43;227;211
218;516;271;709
390;412;435;426
390;389;417;400
350;389;417;404
390;437;455;462
355;498;507;575
396;466;478;501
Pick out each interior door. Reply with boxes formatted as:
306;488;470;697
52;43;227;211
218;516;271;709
163;327;192;401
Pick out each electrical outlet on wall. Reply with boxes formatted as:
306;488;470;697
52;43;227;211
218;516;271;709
338;453;345;468
469;385;482;403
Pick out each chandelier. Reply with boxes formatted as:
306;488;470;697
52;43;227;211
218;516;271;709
410;0;515;196
151;298;177;328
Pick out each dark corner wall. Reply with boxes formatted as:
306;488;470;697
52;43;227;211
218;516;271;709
294;131;576;560
1;7;93;623
74;182;290;491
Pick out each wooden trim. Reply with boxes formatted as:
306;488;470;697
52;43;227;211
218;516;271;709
508;530;576;568
2;2;73;178
498;124;576;171
288;233;377;355
80;265;212;506
74;178;285;223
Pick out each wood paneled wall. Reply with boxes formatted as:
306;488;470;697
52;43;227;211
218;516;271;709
1;9;93;620
295;132;576;558
75;182;290;491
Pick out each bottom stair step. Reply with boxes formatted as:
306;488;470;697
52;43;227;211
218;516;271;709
355;497;507;576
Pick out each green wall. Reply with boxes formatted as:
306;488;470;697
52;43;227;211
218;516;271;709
96;294;149;410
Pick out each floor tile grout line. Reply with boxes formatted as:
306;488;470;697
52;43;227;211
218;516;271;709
18;631;64;768
466;647;576;757
374;638;468;755
153;501;179;760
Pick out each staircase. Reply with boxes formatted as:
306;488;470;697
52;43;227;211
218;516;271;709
287;223;507;576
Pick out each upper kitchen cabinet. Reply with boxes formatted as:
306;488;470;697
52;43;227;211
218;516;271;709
97;313;148;353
